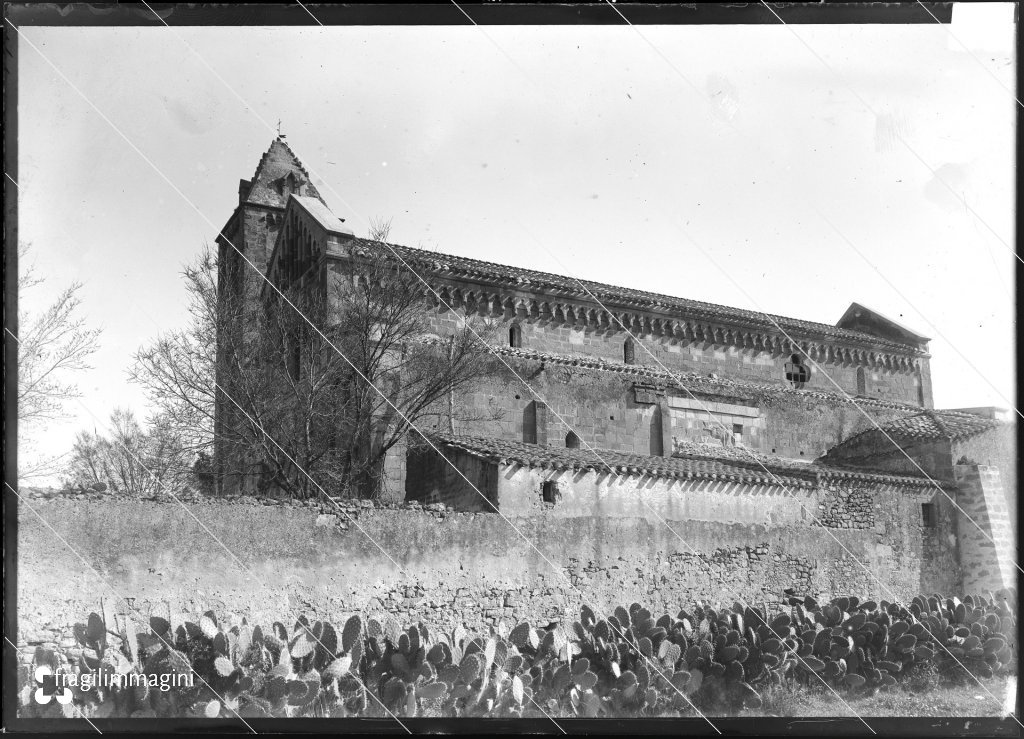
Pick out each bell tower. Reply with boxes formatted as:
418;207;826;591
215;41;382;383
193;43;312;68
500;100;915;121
212;137;328;494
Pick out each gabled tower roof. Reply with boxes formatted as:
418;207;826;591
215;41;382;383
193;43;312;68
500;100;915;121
835;302;930;348
243;137;327;209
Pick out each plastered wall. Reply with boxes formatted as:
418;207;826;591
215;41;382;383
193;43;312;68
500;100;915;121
17;491;957;645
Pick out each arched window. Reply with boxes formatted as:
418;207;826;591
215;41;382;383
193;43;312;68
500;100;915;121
523;402;537;444
856;366;866;396
784;354;810;389
623;337;636;365
565;431;580;449
509;324;522;348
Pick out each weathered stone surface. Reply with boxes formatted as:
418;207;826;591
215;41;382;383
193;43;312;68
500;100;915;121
166;139;1014;649
955;464;1016;594
17;493;963;640
214;140;949;500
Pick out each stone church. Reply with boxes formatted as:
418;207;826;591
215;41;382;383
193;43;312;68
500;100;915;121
214;138;1015;600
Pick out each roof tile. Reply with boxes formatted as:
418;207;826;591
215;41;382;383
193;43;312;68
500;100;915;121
828;409;1002;447
426;433;945;489
346;239;927;354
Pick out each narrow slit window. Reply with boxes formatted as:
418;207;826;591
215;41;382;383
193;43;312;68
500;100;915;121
541;480;559;504
509;324;522;348
921;502;937;528
623;337;636;365
286;335;301;381
856;366;867;396
523;402;537;444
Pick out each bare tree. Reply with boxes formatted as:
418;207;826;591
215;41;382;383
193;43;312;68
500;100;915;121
63;407;190;495
65;428;107;487
326;247;500;497
131;239;499;500
17;243;102;481
367;216;393;243
129;247;220;464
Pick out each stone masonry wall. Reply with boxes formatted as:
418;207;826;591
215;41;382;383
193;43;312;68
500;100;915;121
215;202;283;496
954;425;1017;539
430;355;661;455
811;433;953;480
16;491;954;647
921;488;964;596
953;464;1017;595
422;306;924;406
216;277;927;499
242;206;281;275
418;354;919;466
757;395;908;460
215;343;926;503
817;480;876;529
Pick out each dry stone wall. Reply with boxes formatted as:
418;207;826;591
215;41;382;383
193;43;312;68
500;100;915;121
817;480;877;529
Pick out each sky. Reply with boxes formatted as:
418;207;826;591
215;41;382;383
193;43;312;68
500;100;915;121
14;4;1017;481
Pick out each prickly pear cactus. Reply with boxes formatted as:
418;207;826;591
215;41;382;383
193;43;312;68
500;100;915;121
19;587;1017;719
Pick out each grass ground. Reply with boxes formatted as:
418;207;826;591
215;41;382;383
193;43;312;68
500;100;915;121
744;675;1017;718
